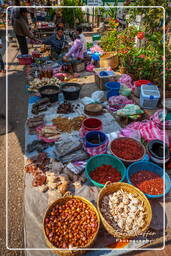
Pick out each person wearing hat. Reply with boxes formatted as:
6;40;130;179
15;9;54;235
13;8;39;55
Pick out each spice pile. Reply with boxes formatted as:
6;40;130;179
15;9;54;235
100;190;146;235
111;138;144;161
90;165;121;184
44;198;98;248
53;116;86;133
131;170;164;195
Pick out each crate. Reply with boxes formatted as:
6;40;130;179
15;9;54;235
140;84;160;109
94;68;116;90
73;62;85;72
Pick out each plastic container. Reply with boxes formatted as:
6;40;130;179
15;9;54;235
140;84;160;109
134;80;151;97
82;118;102;133
94;68;116;90
92;34;101;41
126;161;171;198
147;139;170;165
85;154;126;188
38;85;59;103
105;81;121;99
61;83;81;100
84;131;108;148
17;54;33;65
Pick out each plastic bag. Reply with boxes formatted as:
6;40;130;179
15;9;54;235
116;104;144;116
81;97;94;105
86;64;94;72
91;91;105;103
81;91;105;105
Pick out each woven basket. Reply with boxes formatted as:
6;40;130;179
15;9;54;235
43;193;100;256
97;182;152;239
100;53;119;69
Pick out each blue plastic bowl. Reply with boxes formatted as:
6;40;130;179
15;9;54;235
126;161;171;198
84;131;108;148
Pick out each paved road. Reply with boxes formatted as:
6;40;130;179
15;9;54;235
0;28;26;256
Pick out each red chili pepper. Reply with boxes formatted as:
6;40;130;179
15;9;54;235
131;170;164;195
90;165;121;184
111;138;143;161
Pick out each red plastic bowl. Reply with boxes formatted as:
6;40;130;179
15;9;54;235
134;80;151;87
83;118;102;131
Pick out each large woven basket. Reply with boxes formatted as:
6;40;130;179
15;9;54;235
100;53;119;69
43;193;100;256
97;182;152;239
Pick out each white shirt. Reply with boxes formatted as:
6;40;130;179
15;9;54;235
79;33;87;53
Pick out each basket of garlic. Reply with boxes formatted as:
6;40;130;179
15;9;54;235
97;182;152;238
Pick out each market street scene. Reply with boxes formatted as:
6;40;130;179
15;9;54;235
0;0;171;256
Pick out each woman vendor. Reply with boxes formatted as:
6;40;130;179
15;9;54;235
63;36;84;62
42;26;68;58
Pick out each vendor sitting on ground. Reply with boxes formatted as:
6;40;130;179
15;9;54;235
63;36;84;62
42;26;68;57
76;26;87;54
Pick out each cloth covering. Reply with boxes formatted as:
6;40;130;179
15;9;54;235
126;110;169;144
108;95;133;112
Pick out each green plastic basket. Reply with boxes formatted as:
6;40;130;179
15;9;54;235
85;154;126;188
92;34;101;41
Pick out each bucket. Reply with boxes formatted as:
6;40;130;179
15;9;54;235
105;81;120;99
147;139;170;165
80;118;103;138
84;131;108;148
134;80;151;97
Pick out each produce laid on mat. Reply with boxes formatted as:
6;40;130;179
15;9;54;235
23;33;171;254
52;116;86;133
28;77;60;92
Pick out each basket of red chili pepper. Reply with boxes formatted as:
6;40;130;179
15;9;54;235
85;154;126;188
110;137;146;165
126;161;171;198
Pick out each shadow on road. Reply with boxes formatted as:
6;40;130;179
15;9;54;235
0;68;28;153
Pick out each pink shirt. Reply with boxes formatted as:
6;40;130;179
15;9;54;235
66;39;84;59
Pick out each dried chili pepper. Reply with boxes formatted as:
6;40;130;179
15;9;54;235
131;170;164;195
111;138;144;161
90;165;121;184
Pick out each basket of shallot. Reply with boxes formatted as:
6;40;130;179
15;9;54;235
97;182;152;239
43;193;100;255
